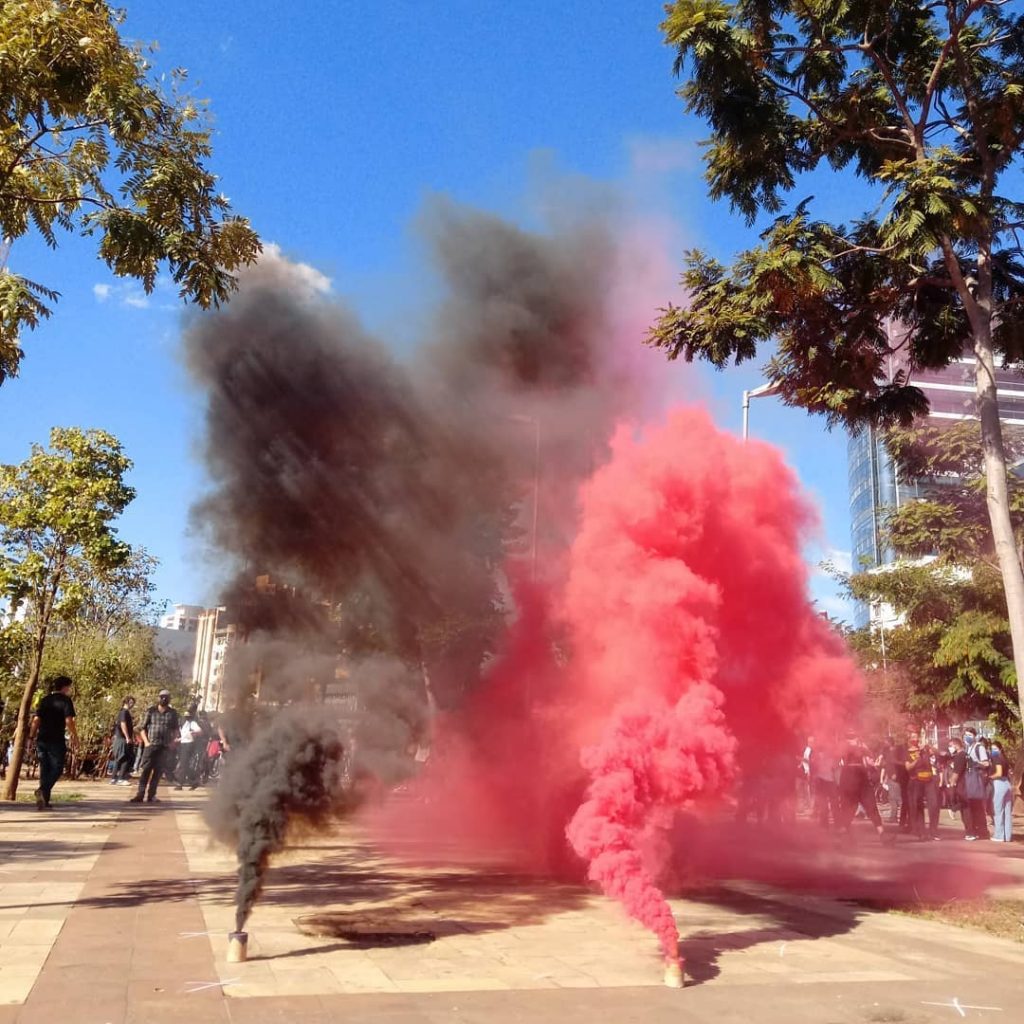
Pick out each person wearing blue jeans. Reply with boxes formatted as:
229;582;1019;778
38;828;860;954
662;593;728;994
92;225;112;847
29;676;78;809
989;741;1014;843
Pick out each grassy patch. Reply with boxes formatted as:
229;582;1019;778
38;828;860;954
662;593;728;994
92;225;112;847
850;897;1024;944
13;789;85;804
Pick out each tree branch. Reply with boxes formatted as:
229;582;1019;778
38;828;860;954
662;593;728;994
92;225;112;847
823;242;900;264
919;0;987;133
0;126;51;191
908;275;959;289
4;193;112;209
861;42;921;150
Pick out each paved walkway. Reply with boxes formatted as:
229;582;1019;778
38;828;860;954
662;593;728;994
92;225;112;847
1;783;1023;1023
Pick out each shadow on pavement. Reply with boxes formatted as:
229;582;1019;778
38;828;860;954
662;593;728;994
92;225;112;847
8;841;587;947
667;817;1024;986
679;885;861;986
0;838;123;863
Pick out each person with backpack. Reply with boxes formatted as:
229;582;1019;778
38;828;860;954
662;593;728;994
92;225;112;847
960;728;991;841
989;739;1014;843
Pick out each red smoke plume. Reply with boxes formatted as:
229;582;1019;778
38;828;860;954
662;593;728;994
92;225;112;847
369;406;863;957
562;409;860;955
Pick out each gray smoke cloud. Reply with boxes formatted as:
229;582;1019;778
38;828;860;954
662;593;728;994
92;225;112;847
190;199;647;927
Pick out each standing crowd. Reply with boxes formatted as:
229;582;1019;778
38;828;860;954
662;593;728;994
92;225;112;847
26;677;229;808
803;730;1017;843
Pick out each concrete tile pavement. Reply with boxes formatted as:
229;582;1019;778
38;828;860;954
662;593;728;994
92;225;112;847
2;784;1024;1022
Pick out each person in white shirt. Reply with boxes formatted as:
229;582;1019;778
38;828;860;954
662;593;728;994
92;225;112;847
174;704;205;791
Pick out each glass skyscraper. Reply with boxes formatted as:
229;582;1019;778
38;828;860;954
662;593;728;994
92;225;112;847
847;350;1024;627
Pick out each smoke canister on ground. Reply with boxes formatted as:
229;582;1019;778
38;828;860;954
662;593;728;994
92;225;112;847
227;931;248;963
663;956;684;988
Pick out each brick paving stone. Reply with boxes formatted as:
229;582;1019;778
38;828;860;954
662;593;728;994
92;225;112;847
4;791;230;1024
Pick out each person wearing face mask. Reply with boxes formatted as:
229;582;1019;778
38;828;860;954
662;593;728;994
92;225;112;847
960;728;991;840
129;689;179;804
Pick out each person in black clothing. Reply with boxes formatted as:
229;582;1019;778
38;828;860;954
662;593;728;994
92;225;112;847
110;696;136;785
28;676;78;810
129;689;179;804
837;737;885;838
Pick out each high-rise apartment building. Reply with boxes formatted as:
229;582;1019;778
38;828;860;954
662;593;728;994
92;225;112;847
159;603;205;632
192;607;237;712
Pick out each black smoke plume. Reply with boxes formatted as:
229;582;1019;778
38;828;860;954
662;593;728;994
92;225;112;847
190;202;642;928
204;707;350;930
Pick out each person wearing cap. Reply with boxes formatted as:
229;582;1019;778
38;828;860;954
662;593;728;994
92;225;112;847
129;689;179;804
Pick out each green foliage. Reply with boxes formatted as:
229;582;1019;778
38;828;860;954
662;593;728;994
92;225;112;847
884;420;1024;559
843;423;1021;733
40;621;185;749
653;0;1024;423
0;427;134;609
0;425;135;796
0;0;260;382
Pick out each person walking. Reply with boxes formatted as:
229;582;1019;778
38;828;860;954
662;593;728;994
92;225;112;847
28;676;78;810
129;689;179;804
173;704;204;791
989;740;1014;843
110;696;136;786
837;736;885;839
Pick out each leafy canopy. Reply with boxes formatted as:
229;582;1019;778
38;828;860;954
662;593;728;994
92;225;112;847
0;0;261;382
0;426;135;618
884;419;1024;559
653;0;1024;426
843;421;1022;734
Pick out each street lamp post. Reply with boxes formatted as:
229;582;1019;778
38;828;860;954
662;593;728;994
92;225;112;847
508;414;540;582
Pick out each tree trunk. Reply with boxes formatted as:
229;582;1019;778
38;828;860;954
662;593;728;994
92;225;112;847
973;327;1024;739
1;632;46;801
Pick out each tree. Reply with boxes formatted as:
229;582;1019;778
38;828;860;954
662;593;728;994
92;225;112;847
840;420;1023;736
0;426;134;799
0;0;260;382
845;560;1020;736
885;420;1024;561
41;620;188;765
654;0;1024;736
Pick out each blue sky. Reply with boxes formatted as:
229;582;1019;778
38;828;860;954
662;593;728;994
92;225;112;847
1;1;857;618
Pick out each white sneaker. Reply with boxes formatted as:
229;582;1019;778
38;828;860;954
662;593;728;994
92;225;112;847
990;837;1004;842
965;835;977;841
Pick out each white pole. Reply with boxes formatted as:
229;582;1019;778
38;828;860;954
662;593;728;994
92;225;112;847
742;390;751;441
530;417;540;583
